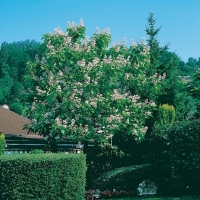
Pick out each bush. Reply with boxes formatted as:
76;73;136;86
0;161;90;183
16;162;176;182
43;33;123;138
148;119;200;195
86;144;126;189
29;149;44;154
0;153;86;200
92;164;152;193
0;133;5;155
158;104;175;125
9;102;23;115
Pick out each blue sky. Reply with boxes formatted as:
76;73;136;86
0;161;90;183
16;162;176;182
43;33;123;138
0;0;200;62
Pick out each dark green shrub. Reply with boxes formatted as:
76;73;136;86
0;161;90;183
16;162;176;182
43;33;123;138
29;149;44;154
86;144;125;189
0;153;86;200
148;119;200;195
9;102;23;115
0;133;5;155
92;164;152;193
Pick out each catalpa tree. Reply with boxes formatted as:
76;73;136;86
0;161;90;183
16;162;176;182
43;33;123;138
24;19;165;148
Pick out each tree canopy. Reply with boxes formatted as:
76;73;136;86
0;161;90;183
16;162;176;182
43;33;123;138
23;20;165;148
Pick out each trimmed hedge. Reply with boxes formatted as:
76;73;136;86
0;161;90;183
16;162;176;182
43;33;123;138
0;133;5;155
93;164;152;192
148;119;200;195
0;153;86;200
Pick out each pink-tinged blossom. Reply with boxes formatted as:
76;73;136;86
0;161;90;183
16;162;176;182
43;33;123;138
123;37;127;46
77;59;85;67
54;27;64;36
96;27;100;34
140;126;148;134
90;101;97;108
112;89;128;100
35;86;46;95
129;95;140;103
79;19;84;26
130;39;137;47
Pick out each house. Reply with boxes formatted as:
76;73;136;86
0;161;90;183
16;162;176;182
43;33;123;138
0;105;83;154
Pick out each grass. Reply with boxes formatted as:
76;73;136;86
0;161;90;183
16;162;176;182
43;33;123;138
93;164;151;191
102;197;200;200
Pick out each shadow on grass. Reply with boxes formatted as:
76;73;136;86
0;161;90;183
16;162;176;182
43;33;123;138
102;197;200;200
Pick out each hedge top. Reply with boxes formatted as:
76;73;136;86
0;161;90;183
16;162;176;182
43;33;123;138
0;153;84;163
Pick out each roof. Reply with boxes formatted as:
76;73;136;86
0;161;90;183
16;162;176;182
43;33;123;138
0;106;42;138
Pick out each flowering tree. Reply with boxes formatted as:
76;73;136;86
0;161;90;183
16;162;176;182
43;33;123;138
24;20;165;149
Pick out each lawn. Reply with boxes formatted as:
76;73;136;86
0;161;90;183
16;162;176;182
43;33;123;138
102;197;200;200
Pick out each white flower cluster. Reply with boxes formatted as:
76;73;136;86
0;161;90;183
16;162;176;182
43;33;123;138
96;27;110;35
56;85;62;93
48;71;59;86
55;117;68;128
77;59;85;67
67;21;76;29
88;94;103;108
144;99;156;107
79;19;84;26
55;117;62;126
115;55;130;66
73;86;83;96
140;126;148;134
123;37;127;46
122;108;131;116
84;74;91;84
140;46;150;56
141;38;146;45
46;41;55;55
47;70;61;86
112;89;128;100
90;101;97;108
129;95;141;103
91;38;96;47
125;73;132;79
69;94;82;108
102;55;113;64
86;57;100;70
31;100;37;111
63;35;72;46
54;27;67;36
73;42;80;51
35;86;46;95
144;111;152;117
112;42;121;52
130;39;137;47
58;70;63;77
151;72;166;84
107;114;123;123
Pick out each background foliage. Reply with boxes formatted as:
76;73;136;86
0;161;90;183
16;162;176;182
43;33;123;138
147;119;200;195
0;133;5;155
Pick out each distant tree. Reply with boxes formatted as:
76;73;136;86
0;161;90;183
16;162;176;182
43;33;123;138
187;70;200;98
145;13;168;76
0;40;45;107
10;102;23;115
145;13;192;122
0;42;9;78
